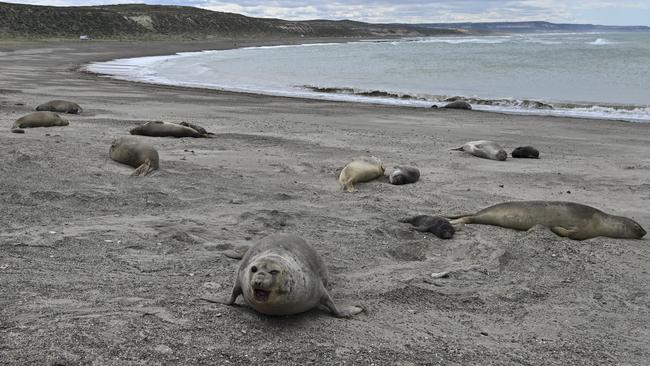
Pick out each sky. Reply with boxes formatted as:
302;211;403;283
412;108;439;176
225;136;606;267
4;0;650;26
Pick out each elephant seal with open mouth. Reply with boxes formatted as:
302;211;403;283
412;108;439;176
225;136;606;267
223;234;363;318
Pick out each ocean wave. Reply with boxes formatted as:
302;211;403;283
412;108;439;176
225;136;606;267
299;85;650;122
588;38;612;45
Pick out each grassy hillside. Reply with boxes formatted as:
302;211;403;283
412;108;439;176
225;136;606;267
0;2;462;40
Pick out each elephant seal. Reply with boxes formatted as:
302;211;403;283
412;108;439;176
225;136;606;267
224;233;363;318
179;121;214;136
452;140;507;161
130;121;206;138
387;166;420;185
12;111;69;129
109;136;159;176
443;101;472;110
447;201;646;240
338;156;384;192
399;215;455;239
512;146;540;159
36;100;82;114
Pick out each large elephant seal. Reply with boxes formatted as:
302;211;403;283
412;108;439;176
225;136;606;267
399;215;455;239
387;166;420;185
12;111;69;129
36;100;82;114
443;101;472;110
452;140;507;161
224;234;363;318
447;201;646;240
338;156;385;192
109;136;159;176
511;146;540;159
130;121;206;138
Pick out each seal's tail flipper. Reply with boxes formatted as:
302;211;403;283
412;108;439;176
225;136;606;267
398;216;414;223
11;128;25;134
450;146;464;151
132;160;156;177
448;216;473;225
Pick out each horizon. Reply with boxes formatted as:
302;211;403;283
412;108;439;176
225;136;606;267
2;1;650;27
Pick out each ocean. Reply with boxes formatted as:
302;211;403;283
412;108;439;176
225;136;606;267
86;32;650;122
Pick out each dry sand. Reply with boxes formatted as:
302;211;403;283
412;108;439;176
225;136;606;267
1;39;649;365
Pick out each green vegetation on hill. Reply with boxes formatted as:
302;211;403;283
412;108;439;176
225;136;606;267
0;2;462;40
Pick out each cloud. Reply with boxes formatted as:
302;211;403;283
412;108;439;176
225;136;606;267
2;0;648;25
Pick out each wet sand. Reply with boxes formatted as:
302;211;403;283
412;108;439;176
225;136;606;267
1;39;649;365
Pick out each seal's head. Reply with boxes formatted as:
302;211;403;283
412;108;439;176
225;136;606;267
608;216;646;239
246;256;294;304
496;149;508;161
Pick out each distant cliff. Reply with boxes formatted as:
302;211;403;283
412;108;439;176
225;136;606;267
413;21;650;33
0;2;462;40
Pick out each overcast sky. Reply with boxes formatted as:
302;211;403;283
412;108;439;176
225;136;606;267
5;0;650;26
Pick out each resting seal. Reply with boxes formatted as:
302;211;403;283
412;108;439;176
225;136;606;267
109;136;159;176
36;100;82;114
447;201;646;240
387;166;420;185
130;121;206;138
443;101;472;110
399;215;455;239
512;146;540;159
224;234;363;318
452;140;507;161
338;156;385;192
12;111;69;129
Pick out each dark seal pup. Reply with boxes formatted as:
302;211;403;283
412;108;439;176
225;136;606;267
399;215;455;239
109;136;159;176
12;111;69;129
130;121;206;138
223;234;363;318
447;201;646;240
36;100;82;114
511;146;540;159
443;101;472;110
387;166;420;185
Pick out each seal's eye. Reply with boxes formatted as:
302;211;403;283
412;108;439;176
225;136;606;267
251;266;257;273
269;270;279;275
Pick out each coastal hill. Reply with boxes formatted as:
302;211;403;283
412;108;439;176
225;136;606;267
413;21;650;33
0;2;462;40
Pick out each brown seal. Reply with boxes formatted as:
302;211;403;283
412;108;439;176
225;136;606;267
130;121;206;138
338;156;385;192
223;234;363;318
36;100;82;114
447;201;646;240
109;136;159;176
12;111;69;129
443;101;472;110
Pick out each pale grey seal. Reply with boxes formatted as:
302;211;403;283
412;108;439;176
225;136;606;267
452;140;507;161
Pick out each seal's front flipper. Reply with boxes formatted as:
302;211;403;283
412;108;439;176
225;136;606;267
132;160;156;176
11;128;25;134
222;245;251;260
320;290;363;318
551;226;582;239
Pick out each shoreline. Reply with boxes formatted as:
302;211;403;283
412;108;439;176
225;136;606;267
2;39;649;365
80;37;650;124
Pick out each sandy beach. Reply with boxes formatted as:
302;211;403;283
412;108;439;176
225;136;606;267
1;39;649;365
